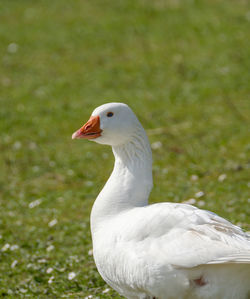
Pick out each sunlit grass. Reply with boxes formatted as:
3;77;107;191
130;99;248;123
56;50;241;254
0;0;249;297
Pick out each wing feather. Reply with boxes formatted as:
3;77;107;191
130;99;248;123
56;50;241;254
116;203;250;268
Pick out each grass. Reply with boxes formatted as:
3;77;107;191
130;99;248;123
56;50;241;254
0;0;249;297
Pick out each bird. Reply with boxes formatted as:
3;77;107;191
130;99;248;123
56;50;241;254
72;102;250;299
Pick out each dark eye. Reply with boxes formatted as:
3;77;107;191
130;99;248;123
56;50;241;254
107;112;114;117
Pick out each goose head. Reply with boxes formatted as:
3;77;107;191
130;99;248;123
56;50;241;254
72;102;141;147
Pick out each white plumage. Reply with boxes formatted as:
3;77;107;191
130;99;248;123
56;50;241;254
72;102;250;299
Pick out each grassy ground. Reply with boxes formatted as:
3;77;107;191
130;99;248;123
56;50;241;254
0;0;249;297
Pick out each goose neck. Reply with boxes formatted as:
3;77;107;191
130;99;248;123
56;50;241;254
91;128;153;233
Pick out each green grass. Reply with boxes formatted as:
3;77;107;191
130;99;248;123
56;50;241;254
0;0;249;297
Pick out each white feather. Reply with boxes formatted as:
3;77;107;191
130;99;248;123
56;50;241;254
82;103;250;299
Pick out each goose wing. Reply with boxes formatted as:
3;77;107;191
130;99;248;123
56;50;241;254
116;203;250;268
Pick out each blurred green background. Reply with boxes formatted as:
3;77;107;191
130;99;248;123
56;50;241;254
0;0;249;297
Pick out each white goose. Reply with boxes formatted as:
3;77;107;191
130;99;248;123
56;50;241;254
72;102;250;299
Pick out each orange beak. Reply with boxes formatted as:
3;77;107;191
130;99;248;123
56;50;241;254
72;115;102;140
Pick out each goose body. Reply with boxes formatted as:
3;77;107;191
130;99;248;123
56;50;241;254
72;103;250;299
